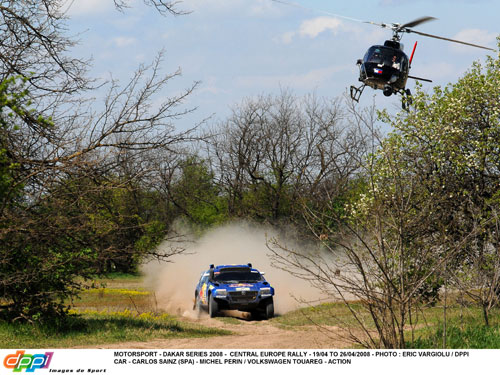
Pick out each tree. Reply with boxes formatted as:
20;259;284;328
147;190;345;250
207;91;371;223
0;2;198;322
269;42;500;347
377;45;500;326
168;156;227;228
266;103;444;348
112;0;189;15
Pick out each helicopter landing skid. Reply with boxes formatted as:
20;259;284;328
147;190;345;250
350;84;365;103
401;88;412;110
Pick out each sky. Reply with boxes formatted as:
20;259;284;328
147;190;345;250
63;0;499;130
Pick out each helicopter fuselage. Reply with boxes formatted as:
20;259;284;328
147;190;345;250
348;15;489;106
358;43;409;96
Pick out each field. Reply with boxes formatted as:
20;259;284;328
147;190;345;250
1;274;229;349
2;273;500;349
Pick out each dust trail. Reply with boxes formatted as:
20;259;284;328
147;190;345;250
142;222;327;318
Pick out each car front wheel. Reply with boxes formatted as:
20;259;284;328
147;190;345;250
209;294;219;318
264;298;274;320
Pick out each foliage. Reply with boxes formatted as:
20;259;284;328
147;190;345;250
0;1;198;322
0;77;51;207
207;92;370;224
59;176;172;273
269;42;500;348
0;77;92;322
377;41;500;325
169;156;228;228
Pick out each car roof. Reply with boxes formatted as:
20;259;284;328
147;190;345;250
211;264;258;273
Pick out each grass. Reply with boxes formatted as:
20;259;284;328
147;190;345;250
72;273;157;313
4;272;500;348
274;300;500;348
407;310;500;349
0;273;230;348
0;310;230;348
103;272;143;280
273;301;370;329
215;316;243;325
408;321;500;349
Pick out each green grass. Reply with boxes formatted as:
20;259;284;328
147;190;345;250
5;272;500;348
408;319;500;349
0;273;230;348
72;273;157;313
0;311;230;348
72;288;156;312
274;302;370;329
103;272;143;280
274;300;500;348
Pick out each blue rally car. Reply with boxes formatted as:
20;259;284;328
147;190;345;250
194;263;275;319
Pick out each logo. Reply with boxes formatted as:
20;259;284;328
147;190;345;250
374;68;383;74
3;350;53;372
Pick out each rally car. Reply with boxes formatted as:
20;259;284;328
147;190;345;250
194;263;275;319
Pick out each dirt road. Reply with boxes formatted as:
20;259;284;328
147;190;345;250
85;311;348;349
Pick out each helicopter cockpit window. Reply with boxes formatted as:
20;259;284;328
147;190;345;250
364;46;404;68
399;55;408;73
364;47;384;64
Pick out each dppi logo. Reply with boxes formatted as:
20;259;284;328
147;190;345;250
3;350;53;372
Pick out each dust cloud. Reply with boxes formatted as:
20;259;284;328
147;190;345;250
142;222;327;318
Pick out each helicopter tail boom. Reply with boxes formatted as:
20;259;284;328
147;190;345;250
408;75;432;83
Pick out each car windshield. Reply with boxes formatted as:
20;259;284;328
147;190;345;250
213;271;262;283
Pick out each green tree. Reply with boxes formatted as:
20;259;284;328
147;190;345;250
269;42;500;347
0;77;99;322
0;1;197;322
378;42;500;326
169;156;227;229
55;175;172;274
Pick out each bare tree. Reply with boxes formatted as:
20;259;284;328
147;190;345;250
450;203;500;327
207;91;371;222
0;1;199;321
267;56;500;346
112;0;189;15
267;145;477;348
265;101;467;348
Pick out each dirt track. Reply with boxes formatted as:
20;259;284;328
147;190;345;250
82;311;349;349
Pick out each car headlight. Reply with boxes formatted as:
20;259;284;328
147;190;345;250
260;287;271;296
215;289;227;298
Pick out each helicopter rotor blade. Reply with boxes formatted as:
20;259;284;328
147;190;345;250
270;0;364;23
399;16;436;30
364;20;388;28
269;1;495;51
408;29;494;51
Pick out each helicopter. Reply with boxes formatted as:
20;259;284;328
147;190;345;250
350;16;494;107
